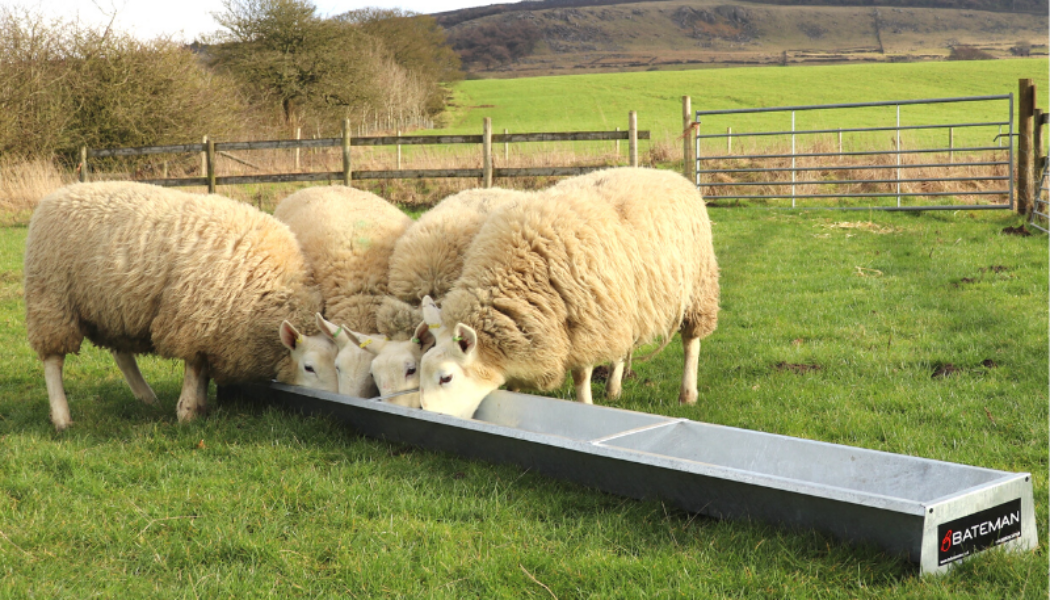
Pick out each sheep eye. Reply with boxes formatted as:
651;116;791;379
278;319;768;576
406;367;417;377
304;365;316;374
439;374;452;385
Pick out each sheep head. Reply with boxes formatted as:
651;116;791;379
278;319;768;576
418;322;504;419
277;317;338;392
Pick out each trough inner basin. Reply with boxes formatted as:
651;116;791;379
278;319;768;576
470;390;1007;505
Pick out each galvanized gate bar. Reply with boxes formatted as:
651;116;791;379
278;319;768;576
218;383;1037;575
695;95;1014;211
695;121;1008;139
694;95;1011;116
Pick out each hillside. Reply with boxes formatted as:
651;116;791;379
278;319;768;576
437;0;1048;77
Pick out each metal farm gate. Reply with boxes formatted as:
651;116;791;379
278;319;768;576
694;95;1014;211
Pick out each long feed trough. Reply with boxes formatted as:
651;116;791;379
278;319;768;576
218;383;1037;575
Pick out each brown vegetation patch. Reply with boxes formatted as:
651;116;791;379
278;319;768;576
981;359;998;368
775;362;821;374
1001;225;1031;236
931;363;958;378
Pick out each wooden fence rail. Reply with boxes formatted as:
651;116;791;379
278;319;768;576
80;113;649;193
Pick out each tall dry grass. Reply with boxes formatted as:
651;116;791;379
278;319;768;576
698;136;1011;208
0;156;73;224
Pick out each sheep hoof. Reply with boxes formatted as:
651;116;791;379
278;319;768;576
51;416;73;432
678;390;698;405
136;389;159;406
176;400;202;424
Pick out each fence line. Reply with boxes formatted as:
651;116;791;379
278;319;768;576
79;114;649;193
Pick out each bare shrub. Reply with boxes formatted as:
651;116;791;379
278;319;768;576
0;7;250;159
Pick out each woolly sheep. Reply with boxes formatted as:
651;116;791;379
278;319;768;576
364;188;531;401
417;167;719;419
24;182;337;431
274;185;412;398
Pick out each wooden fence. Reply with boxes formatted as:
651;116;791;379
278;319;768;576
78;113;649;193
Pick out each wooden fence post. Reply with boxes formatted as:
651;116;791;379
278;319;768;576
615;127;620;156
483;117;493;188
1035;109;1047;178
629;111;638;168
206;138;216;194
295;127;301;171
1017;78;1035;215
504;128;509;162
342;118;352;186
682;96;693;181
79;146;88;183
397;129;402;170
201;135;208;176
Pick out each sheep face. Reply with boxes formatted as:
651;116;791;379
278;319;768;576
418;323;503;419
316;315;379;399
351;322;435;403
278;320;338;392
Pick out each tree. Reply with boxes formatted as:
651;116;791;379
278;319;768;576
210;0;388;125
338;9;462;114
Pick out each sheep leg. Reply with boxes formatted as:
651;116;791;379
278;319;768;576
43;354;73;431
605;359;625;400
195;359;211;414
571;366;594;405
678;336;701;405
111;351;158;406
176;356;208;423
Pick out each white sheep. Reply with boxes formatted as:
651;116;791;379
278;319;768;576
417;167;719;419
24;182;337;431
359;188;530;400
273;185;412;398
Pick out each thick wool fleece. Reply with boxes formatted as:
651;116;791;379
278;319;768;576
274;186;411;333
24;181;323;384
440;167;719;390
375;188;533;338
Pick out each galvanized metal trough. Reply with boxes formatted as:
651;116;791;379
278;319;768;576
218;383;1037;575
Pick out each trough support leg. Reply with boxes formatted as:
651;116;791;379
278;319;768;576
176;356;209;423
606;359;625;400
572;366;594;405
111;351;158;406
43;354;72;431
679;337;700;405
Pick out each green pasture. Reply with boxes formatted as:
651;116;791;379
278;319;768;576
443;59;1050;151
1;202;1046;597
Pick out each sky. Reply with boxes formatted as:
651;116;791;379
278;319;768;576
18;0;500;42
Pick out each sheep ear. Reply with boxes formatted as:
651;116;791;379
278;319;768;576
452;323;477;358
421;295;442;327
316;313;336;339
413;321;436;354
346;330;384;356
279;320;301;351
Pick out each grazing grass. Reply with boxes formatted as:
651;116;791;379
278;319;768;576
0;203;1045;597
446;59;1049;145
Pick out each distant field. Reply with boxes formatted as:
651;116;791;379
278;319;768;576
443;59;1050;146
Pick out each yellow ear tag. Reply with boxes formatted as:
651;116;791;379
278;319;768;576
359;338;373;349
429;323;441;329
296;336;304;345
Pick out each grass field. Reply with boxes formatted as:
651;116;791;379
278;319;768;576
444;59;1050;147
1;203;1046;597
